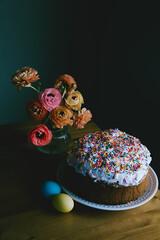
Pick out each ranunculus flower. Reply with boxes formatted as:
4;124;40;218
26;99;48;121
11;67;39;90
28;124;52;146
65;90;84;111
39;88;62;112
54;74;77;94
73;108;92;129
50;106;73;128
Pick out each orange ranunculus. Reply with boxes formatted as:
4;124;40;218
73;108;92;129
26;99;48;121
11;67;39;90
54;74;77;94
50;106;73;128
65;90;84;111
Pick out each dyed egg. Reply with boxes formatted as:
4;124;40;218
52;193;74;213
41;181;61;198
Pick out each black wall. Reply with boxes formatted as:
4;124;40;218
55;1;160;173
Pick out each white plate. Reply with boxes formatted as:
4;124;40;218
57;163;159;211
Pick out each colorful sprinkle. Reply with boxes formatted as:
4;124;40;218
67;129;152;187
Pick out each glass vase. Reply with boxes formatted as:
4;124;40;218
36;125;71;154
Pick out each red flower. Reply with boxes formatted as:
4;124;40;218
28;125;52;146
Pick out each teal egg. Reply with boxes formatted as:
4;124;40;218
41;181;61;198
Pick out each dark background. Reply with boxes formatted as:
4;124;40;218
0;1;160;172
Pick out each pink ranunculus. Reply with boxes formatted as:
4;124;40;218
39;88;62;112
28;124;52;146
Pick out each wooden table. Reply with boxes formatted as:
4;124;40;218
0;121;160;240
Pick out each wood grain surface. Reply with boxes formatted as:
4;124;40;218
0;121;160;240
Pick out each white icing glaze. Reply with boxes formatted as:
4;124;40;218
67;129;152;187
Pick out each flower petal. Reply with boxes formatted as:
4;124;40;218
50;106;73;128
65;90;84;111
28;124;52;146
11;67;39;90
73;108;92;128
39;88;62;112
54;74;77;92
26;99;48;121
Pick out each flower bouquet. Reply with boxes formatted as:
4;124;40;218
11;67;92;154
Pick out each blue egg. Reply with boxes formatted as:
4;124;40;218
41;181;61;198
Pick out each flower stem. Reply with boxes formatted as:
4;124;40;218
37;82;42;92
68;83;76;92
44;114;50;125
30;85;40;93
62;87;66;98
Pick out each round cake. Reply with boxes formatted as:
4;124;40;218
66;128;152;205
